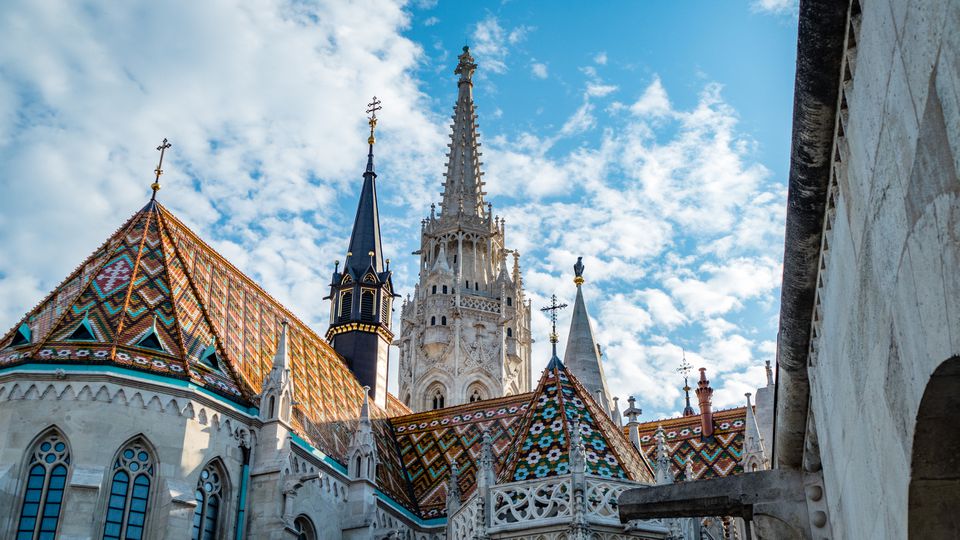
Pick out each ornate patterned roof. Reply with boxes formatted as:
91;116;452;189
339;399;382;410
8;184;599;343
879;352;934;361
391;392;533;518
0;200;417;511
501;358;654;484
631;407;747;480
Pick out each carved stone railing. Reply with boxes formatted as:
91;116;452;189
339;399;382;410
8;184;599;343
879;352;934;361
489;477;572;530
449;495;480;540
456;295;501;314
585;477;632;524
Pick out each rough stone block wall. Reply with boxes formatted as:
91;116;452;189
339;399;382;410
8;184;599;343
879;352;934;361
812;0;959;537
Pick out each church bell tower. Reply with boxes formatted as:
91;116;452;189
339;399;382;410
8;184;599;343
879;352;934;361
326;98;395;408
396;47;532;412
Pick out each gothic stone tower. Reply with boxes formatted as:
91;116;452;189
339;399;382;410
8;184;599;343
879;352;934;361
397;47;532;411
326;100;395;408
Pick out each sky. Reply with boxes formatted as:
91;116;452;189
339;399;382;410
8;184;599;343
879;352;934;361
0;0;799;421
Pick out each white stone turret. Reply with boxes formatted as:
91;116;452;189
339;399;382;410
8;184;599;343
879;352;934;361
261;321;293;423
344;388;380;536
741;392;769;472
653;425;674;485
397;46;531;411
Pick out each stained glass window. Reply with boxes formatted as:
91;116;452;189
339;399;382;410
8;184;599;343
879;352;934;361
191;461;226;540
103;439;154;540
15;430;70;540
294;515;316;540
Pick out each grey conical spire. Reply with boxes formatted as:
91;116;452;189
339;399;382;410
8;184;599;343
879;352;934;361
563;257;612;410
439;46;485;218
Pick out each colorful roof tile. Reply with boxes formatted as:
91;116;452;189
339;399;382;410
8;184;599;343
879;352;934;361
391;393;533;518
0;200;417;512
501;358;654;484
631;407;747;480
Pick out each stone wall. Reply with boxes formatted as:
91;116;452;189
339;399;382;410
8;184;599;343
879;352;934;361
810;0;959;537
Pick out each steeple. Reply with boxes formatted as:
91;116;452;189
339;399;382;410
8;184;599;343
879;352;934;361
562;257;612;410
440;46;486;218
344;96;384;278
326;98;395;408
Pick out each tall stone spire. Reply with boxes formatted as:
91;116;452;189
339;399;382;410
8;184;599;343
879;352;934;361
326;97;394;408
440;46;485;218
563;257;612;410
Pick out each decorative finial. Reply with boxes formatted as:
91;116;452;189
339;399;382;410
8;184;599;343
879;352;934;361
454;46;477;84
151;138;171;200
573;256;585;285
540;294;568;359
678;350;696;417
334;259;340;273
366;96;382;145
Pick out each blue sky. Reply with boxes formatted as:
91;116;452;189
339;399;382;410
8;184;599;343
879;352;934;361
0;0;798;420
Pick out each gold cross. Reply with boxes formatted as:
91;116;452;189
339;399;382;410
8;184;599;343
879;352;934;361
151;138;171;200
366;96;382;144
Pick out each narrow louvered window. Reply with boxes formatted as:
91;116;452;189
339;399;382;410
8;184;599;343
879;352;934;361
360;291;375;322
339;291;353;322
381;296;390;325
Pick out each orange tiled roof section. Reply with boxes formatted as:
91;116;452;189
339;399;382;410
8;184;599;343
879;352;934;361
0;201;418;512
629;406;748;480
391;392;535;518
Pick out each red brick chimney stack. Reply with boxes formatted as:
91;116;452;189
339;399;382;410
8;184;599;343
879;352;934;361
696;367;714;438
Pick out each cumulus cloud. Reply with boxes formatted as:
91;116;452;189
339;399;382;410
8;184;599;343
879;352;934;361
0;0;445;331
531;62;548;79
630;76;671;117
594;52;608;65
470;16;532;74
751;0;798;15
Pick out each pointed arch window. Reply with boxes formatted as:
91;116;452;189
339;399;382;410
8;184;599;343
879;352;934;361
15;430;70;540
103;439;155;540
431;389;445;410
294;515;317;540
360;291;375;322
469;389;483;403
192;461;226;540
442;285;448;294
338;291;353;323
430;316;436;326
507;327;513;338
441;316;447;326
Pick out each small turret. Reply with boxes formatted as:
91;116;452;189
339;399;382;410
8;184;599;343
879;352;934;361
696;367;715;438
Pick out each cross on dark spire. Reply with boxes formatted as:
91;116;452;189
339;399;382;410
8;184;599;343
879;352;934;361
151;138;171;200
677;349;696;416
540;294;568;359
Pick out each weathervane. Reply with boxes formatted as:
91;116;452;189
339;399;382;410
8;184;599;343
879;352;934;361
540;294;568;358
366;96;382;145
151;138;171;200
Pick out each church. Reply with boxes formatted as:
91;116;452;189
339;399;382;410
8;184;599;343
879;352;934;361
0;44;776;540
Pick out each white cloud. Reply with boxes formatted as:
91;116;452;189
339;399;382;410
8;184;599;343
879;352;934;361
751;0;798;15
630;76;671;117
0;0;445;331
531;62;548;79
423;16;439;26
470;16;532;74
594;52;608;65
586;82;618;98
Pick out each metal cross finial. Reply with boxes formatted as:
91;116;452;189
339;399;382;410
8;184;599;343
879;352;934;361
540;294;568;345
151;138;171;200
366;96;383;144
677;349;692;379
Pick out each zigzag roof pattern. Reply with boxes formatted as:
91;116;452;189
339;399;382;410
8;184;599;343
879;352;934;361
391;392;533;518
631;407;748;480
500;358;654;484
0;200;417;512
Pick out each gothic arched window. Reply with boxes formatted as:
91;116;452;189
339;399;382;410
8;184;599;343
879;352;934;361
430;316;436;326
432;285;437;294
467;383;487;403
103;438;155;540
432;389;445;410
192;461;226;540
339;291;353;322
360;291;375;322
466;280;470;289
441;316;447;326
294;515;317;540
507;297;512;307
469;389;482;403
15;429;71;539
507;327;513;338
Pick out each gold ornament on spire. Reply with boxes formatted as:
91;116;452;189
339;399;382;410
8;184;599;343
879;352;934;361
151;138;171;200
366;96;382;145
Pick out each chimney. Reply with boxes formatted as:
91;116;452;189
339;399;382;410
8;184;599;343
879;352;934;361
695;367;714;438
